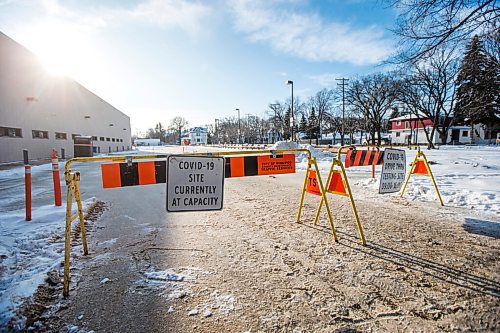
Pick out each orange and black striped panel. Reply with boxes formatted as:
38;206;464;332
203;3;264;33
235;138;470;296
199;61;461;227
345;149;384;168
225;154;295;178
101;161;166;188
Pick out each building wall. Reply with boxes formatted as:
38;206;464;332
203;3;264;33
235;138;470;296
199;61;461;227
0;32;131;163
390;127;471;145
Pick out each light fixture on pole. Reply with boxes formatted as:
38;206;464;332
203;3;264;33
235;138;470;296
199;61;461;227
286;80;294;141
236;108;241;144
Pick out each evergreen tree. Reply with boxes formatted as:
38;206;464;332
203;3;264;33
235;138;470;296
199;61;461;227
454;35;498;142
308;107;319;142
299;113;307;136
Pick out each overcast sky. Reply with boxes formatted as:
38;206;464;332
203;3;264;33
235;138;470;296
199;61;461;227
0;0;397;135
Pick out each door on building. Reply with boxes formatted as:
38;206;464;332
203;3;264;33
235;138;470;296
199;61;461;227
451;129;460;144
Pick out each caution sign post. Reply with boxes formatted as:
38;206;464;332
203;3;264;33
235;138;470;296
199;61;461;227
400;147;443;206
167;155;224;212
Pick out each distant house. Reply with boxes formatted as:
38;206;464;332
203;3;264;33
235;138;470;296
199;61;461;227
389;114;471;145
189;127;208;145
134;138;161;146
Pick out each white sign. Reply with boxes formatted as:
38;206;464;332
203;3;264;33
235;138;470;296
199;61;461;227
379;148;406;194
167;155;224;212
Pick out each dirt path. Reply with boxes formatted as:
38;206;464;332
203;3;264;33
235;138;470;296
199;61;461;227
30;173;500;332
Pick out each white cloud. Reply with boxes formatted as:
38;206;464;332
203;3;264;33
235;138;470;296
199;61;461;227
127;0;212;34
307;73;342;87
228;0;393;65
32;0;212;35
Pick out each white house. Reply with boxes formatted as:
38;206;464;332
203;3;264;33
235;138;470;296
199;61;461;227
0;32;131;163
189;127;208;145
389;114;472;145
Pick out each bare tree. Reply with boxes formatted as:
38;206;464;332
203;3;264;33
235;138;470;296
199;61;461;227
146;122;167;141
169;117;188;145
390;0;499;62
266;102;287;142
347;74;399;145
309;88;336;144
398;48;460;148
322;112;342;145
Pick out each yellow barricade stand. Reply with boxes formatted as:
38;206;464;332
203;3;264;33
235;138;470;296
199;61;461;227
63;171;89;297
296;157;338;241
400;146;443;206
314;151;366;245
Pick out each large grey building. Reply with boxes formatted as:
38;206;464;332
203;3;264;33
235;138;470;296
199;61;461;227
0;32;131;163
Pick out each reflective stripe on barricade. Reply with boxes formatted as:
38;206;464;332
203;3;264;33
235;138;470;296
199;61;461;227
101;161;167;188
345;149;384;168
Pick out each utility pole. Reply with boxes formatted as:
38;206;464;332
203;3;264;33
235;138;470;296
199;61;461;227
336;78;349;146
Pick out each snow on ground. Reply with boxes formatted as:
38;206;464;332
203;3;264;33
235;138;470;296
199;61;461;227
0;197;97;327
0;143;499;328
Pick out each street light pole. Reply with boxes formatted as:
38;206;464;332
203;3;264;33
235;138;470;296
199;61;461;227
336;78;349;146
286;80;294;141
236;108;241;144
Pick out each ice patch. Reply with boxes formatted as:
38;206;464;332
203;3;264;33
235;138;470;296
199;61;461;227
145;270;185;282
211;290;236;315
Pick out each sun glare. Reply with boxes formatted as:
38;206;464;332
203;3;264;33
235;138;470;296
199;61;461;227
26;21;95;78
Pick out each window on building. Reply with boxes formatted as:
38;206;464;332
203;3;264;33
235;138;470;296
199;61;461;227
112;138;115;142
72;134;81;140
196;132;200;137
396;120;401;126
0;127;22;137
462;130;469;137
405;121;409;128
120;139;123;142
32;130;49;139
92;136;98;141
396;132;401;137
106;137;110;141
55;132;67;140
100;137;105;141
